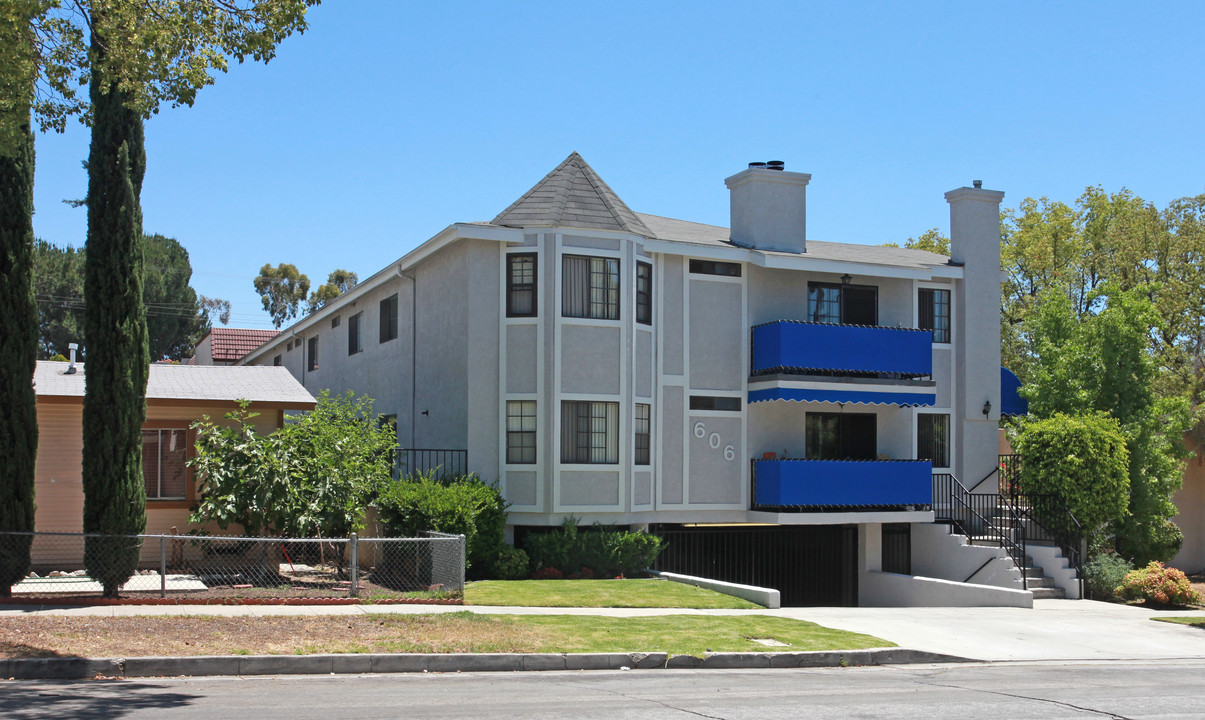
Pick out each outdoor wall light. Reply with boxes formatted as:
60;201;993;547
840;274;853;285
982;400;991;417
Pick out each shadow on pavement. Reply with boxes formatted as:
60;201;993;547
0;680;200;719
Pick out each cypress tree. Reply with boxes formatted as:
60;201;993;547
0;111;38;598
81;29;149;597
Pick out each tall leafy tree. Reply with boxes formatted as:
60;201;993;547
0;9;38;594
254;262;310;328
306;268;357;313
1022;287;1192;563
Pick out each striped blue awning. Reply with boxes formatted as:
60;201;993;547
748;387;935;407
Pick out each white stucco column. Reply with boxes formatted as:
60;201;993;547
946;183;1004;488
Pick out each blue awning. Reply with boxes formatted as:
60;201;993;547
751;321;933;377
749;387;935;407
1001;367;1028;416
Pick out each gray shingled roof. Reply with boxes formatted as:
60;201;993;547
492;152;653;236
636;213;951;269
34;361;315;406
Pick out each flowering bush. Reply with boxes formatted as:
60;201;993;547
568;566;595;579
1114;562;1202;607
533;566;563;580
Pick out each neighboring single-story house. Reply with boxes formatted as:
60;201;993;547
31;360;315;566
188;327;280;366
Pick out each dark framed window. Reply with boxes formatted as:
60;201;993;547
689;395;741;411
805;412;876;460
560;401;619;464
506;401;537;464
331;316;340;329
380;293;399;343
689;259;742;277
635;403;651;465
272;354;282;366
636;262;652;325
348;311;363;355
507;253;538;317
141;428;188;500
919;288;951;343
307;336;319;371
563;255;619;320
917;413;950;468
807;282;878;326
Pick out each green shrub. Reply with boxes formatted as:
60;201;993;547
488;545;530;580
1083;552;1133;601
374;473;508;576
1114;561;1202;607
1014;412;1130;537
524;517;664;578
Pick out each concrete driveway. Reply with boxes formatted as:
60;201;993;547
777;599;1205;661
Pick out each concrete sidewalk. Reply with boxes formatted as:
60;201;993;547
2;598;1204;663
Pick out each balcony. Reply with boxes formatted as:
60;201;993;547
751;321;933;378
752;459;933;509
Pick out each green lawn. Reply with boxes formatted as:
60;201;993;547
499;614;892;655
1151;616;1205;628
464;578;760;609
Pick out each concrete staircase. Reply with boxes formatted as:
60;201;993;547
1021;552;1065;599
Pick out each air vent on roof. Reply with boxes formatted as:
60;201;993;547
748;162;767;169
766;160;785;171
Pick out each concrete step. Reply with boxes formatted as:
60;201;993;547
1030;586;1066;599
1024;575;1056;589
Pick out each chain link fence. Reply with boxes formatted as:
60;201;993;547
0;530;464;602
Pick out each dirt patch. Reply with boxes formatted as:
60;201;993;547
0;614;553;659
1188;572;1205;603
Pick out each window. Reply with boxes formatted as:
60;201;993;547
506;401;537;464
636;262;652;325
917;413;950;468
331;316;340;329
348;311;363;355
272;354;282;366
689;259;742;277
919;288;951;343
286;340;293;352
380;293;399;343
141;428;188;500
689;395;741;411
307;336;319;371
805;413;876;460
634;404;651;465
507;254;538;317
882;524;912;574
807;282;877;325
563;255;619;320
560;401;619;463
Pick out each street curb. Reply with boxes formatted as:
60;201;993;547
2;648;971;680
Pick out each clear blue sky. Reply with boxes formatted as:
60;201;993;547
30;1;1205;330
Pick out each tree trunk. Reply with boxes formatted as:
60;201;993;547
82;28;149;598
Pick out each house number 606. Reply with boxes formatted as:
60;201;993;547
693;421;735;462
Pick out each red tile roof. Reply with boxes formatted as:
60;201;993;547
207;328;280;362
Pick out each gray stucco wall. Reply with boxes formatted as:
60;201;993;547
662;257;684;376
687;414;743;504
561;470;620;506
506;325;538;394
560;325;621;395
660;385;684;505
688;279;743;391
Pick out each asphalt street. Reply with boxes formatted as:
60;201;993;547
3;660;1203;720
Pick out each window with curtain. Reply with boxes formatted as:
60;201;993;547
141;428;188;500
918;288;951;343
506;401;537;464
560;401;619;463
807;282;878;325
563;255;619;320
805;413;877;460
507;253;537;317
917;413;950;468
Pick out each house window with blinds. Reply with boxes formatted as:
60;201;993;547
917;413;950;468
562;255;619;320
919;288;951;343
507;253;537;317
560;401;619;464
634;403;651;465
142;428;188;500
506;401;537;464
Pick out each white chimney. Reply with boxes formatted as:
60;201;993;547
66;342;79;375
724;161;811;253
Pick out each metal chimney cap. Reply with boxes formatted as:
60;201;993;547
766;160;785;171
748;161;768;169
973;179;983;189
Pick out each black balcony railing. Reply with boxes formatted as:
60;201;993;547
396;448;468;479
